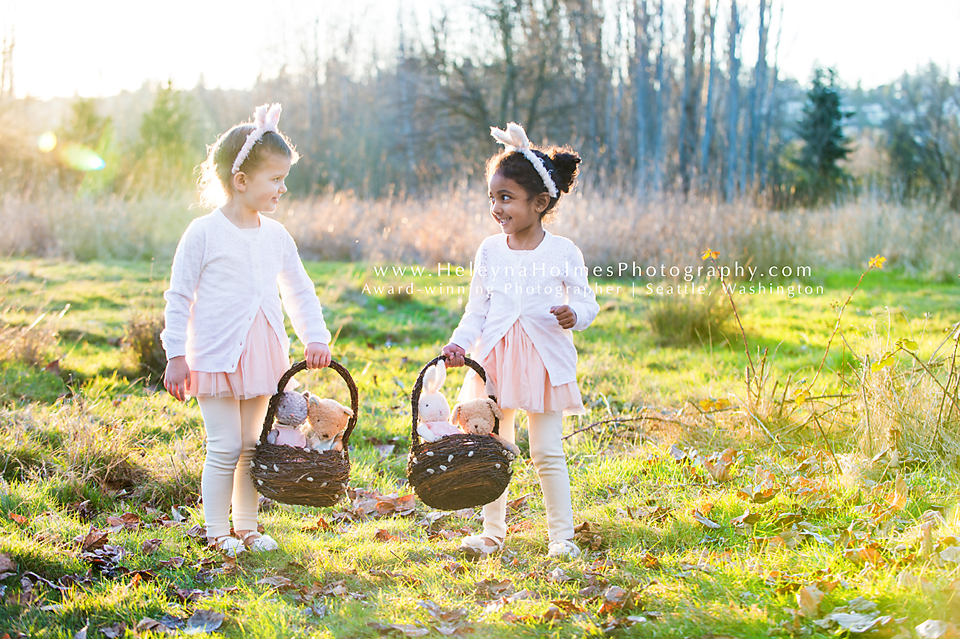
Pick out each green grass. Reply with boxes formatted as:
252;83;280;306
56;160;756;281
0;258;959;637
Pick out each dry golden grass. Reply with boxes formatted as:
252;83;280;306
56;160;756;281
280;188;960;277
0;295;61;368
856;326;960;459
124;311;166;383
4;188;957;278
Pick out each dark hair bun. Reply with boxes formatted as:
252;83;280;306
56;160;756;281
548;148;581;194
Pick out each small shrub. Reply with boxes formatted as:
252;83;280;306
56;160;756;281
0;439;51;481
0;314;60;368
647;285;733;348
125;311;166;383
857;340;960;459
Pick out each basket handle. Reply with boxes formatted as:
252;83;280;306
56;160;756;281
260;359;360;460
410;354;499;452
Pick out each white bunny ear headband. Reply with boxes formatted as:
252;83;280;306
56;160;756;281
231;103;283;174
490;122;559;198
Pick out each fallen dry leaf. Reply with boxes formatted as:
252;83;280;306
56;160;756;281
738;468;780;503
597;585;631;615
159;557;186;569
625;505;671;522
679;560;714;573
940;547;960;564
843;545;885;566
375;529;401;542
501;611;529;624
731;511;761;527
703;448;738;482
574;521;604;550
432;621;472;636
507;493;532;510
542;606;565;622
105;512;141;532
97;622;126;639
367;622;430;637
916;620;960;639
897;570;935;594
692;510;720;529
815;611;894;634
475;578;513;598
754;531;801;549
256;575;296;590
797;584;824;618
8;513;28;525
0;553;16;580
547;567;571;583
551;599;585;613
417;600;469;624
506;589;534;603
302;517;332;532
589;558;619;572
184;609;225;634
346;487;416;520
135;618;176;635
141;539;162;555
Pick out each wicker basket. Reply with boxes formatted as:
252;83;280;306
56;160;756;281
406;355;514;510
250;359;359;507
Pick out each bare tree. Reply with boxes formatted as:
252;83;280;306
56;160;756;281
677;0;699;196
633;0;651;192
746;0;770;191
605;0;628;172
523;0;563;132
652;0;667;191
760;1;782;192
565;0;604;157
723;0;741;201
699;0;718;189
1;24;13;97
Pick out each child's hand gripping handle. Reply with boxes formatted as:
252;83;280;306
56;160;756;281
441;343;466;368
305;342;331;369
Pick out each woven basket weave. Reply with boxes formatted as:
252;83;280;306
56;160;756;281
406;355;514;510
250;359;359;507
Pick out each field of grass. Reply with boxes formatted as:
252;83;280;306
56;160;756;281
1;257;959;638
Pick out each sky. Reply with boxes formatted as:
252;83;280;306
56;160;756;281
3;0;958;100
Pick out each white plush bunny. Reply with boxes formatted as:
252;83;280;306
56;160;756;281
417;361;461;442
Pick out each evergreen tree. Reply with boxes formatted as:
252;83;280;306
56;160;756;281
125;82;199;194
57;98;116;194
795;67;851;204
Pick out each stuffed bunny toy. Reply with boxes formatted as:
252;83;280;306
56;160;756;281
451;397;520;456
267;390;308;448
416;361;461;442
301;394;353;452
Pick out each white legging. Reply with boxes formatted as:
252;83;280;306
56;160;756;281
480;409;574;543
196;396;270;539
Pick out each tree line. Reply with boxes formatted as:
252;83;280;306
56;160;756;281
2;0;958;210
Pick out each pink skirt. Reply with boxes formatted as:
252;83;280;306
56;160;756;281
458;321;585;416
187;309;290;400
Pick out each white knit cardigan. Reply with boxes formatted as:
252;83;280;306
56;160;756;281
161;209;330;373
450;232;599;386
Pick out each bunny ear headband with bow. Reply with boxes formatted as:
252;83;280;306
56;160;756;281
489;122;559;198
231;103;283;174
